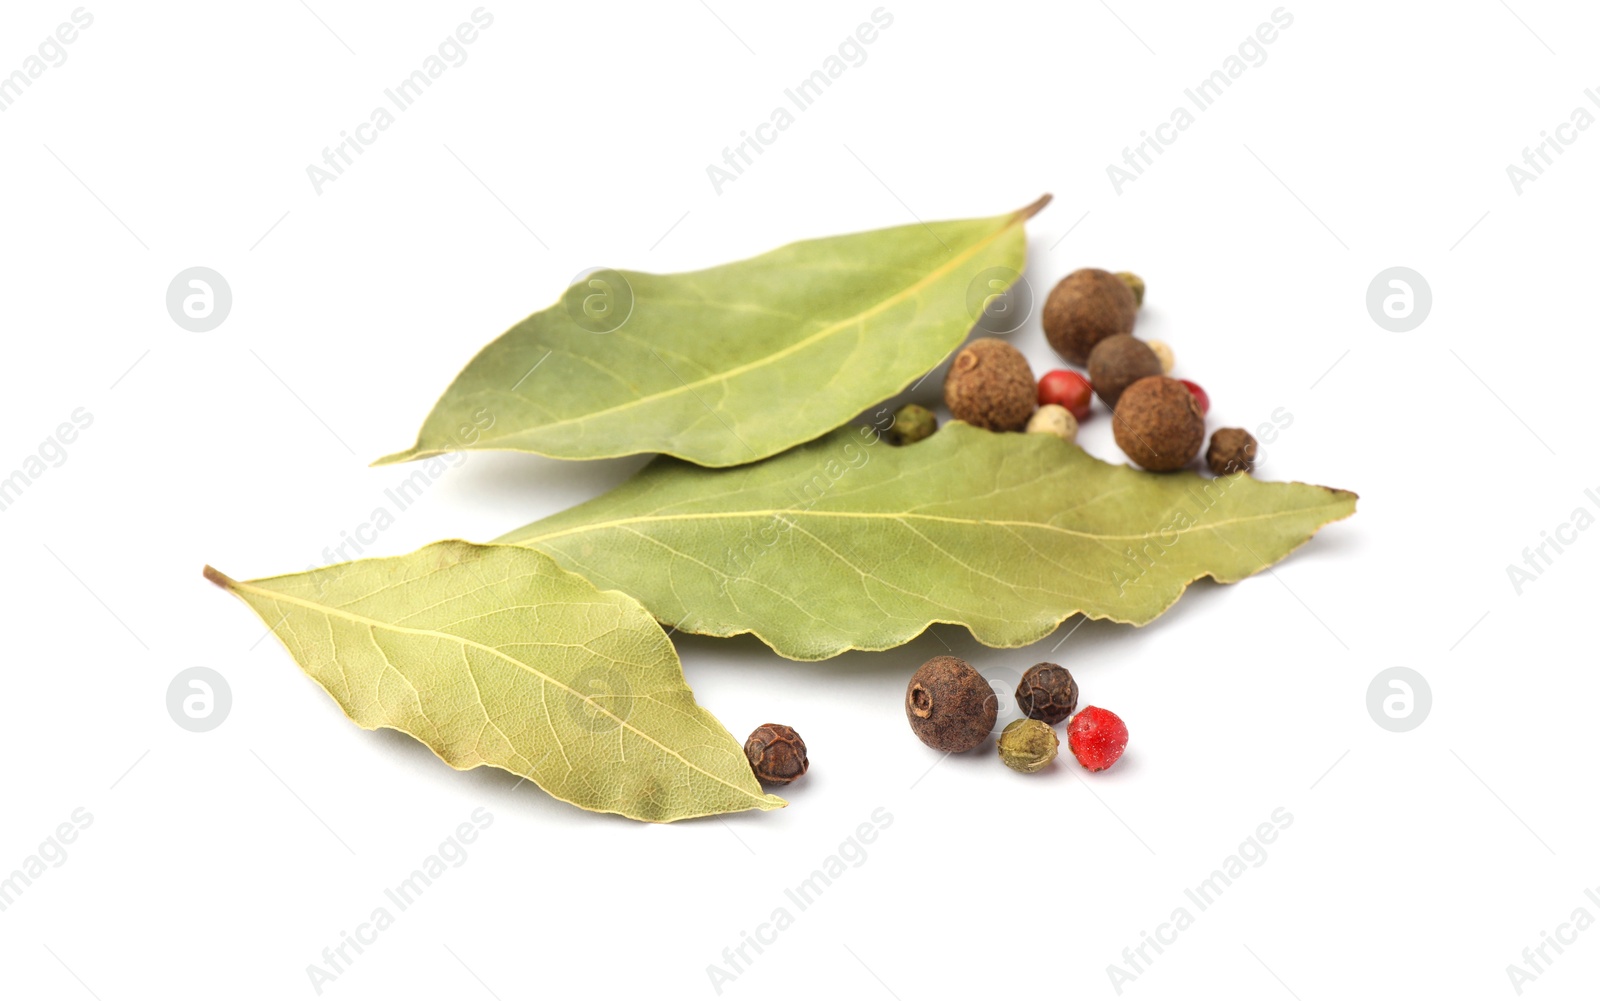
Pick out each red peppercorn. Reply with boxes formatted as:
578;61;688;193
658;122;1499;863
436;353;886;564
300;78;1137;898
1066;706;1128;772
1038;369;1093;421
1178;379;1209;416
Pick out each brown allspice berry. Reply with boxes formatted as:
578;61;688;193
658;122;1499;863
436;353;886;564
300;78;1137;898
1041;268;1138;366
1113;375;1206;472
744;724;808;785
1014;662;1079;725
1088;335;1163;408
1207;428;1258;476
943;337;1035;432
905;656;998;753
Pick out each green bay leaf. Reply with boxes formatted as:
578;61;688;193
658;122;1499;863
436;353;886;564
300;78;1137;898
376;197;1050;468
205;542;783;822
499;423;1358;661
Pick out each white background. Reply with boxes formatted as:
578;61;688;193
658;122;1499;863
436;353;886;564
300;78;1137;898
2;1;1597;998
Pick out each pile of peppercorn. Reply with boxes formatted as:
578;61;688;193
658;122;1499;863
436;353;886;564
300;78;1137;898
907;657;1127;773
741;658;1128;789
743;268;1281;789
892;268;1258;477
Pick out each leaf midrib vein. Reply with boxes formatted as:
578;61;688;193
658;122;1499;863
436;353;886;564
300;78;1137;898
473;214;1023;442
511;503;1348;546
232;578;767;805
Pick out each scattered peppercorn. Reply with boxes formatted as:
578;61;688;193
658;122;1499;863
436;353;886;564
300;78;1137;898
1088;335;1163;409
1115;271;1145;307
1113;376;1206;472
1026;404;1078;443
1042;268;1137;366
887;404;937;446
997;718;1059;773
1178;379;1210;416
744;723;808;785
1014;662;1079;725
1038;369;1093;421
1067;707;1128;771
943;338;1036;432
1207;427;1258;476
905;656;998;753
1146;338;1175;374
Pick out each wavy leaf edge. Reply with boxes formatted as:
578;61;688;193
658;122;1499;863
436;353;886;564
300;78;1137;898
500;425;1359;661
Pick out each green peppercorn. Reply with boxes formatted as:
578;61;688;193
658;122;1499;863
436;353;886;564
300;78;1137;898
997;718;1059;773
887;403;937;446
1116;271;1146;307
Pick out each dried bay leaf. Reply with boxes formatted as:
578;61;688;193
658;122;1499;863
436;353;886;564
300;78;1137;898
376;197;1051;468
205;542;783;822
499;423;1358;661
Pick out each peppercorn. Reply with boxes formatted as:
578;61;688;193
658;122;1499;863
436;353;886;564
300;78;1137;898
744;723;808;785
1014;662;1079;725
887;404;937;446
1207;427;1258;476
1067;706;1128;772
1178;378;1210;416
1088;335;1163;408
1041;269;1137;366
1025;404;1078;443
1115;271;1146;307
1038;369;1093;421
905;656;997;753
1112;376;1206;472
1146;338;1175;374
943;338;1036;432
997;718;1059;773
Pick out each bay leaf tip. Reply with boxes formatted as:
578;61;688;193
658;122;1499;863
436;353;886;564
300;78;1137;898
1015;193;1053;221
369;447;418;468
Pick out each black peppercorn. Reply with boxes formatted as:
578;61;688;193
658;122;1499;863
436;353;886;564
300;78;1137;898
1207;428;1258;476
744;724;808;785
905;656;998;753
1014;662;1079;725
